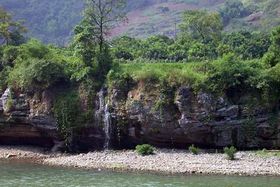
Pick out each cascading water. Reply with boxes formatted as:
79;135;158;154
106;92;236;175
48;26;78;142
103;103;112;149
95;88;112;150
0;88;10;112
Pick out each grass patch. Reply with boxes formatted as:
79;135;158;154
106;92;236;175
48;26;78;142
255;149;280;158
108;62;207;91
188;144;199;155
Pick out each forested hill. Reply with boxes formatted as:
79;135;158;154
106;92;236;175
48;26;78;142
0;0;279;45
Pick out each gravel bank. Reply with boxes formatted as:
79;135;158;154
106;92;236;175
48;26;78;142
44;149;280;176
0;146;58;160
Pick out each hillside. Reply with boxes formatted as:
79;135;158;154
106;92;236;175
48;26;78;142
0;0;279;44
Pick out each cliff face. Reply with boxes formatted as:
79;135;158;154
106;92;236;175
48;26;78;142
109;82;280;149
0;81;280;151
0;88;104;152
0;88;58;148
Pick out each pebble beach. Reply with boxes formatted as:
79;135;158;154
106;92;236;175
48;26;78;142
44;149;280;176
1;146;280;176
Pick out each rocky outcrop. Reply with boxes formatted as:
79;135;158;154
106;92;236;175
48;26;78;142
0;88;106;152
109;83;280;149
0;88;59;148
0;82;280;151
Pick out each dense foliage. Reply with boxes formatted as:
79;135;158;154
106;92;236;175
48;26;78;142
0;7;26;45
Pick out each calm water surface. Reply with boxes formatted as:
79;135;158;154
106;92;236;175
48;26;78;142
0;160;280;187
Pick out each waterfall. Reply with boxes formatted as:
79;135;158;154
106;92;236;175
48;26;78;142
103;103;112;149
95;88;112;150
0;88;10;112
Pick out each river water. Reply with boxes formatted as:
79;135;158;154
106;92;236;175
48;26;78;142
0;160;279;187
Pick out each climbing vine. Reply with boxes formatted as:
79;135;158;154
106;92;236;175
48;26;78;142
53;91;85;146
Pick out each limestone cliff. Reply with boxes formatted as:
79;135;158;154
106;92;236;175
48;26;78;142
109;82;280;149
0;81;279;151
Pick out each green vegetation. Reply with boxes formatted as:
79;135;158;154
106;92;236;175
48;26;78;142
0;7;26;45
188;144;199;155
135;144;155;156
224;146;237;160
108;62;206;89
53;91;82;145
1;3;280;149
2;39;76;92
219;0;251;25
255;149;280;158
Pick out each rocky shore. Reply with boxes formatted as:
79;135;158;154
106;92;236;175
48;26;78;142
0;146;59;160
1;146;279;176
43;149;280;176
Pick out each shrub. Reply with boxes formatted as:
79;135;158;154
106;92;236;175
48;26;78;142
206;54;265;94
224;146;237;160
108;63;206;90
135;144;155;156
2;46;19;66
188;144;199;155
8;58;66;91
18;39;50;59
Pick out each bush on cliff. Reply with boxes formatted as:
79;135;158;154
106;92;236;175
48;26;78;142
206;54;265;94
136;144;155;156
8;58;66;91
4;40;73;91
108;62;207;91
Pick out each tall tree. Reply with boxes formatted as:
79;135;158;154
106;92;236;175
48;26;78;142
83;0;127;53
0;7;26;45
219;0;249;25
264;26;280;67
179;10;222;44
72;19;96;67
72;0;126;84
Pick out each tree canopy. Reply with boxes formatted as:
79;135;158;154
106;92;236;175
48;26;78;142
179;10;223;44
0;7;26;45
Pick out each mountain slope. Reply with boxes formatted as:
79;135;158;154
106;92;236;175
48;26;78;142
0;0;279;45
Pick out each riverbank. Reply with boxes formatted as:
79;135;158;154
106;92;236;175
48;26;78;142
1;146;280;176
44;149;280;176
0;146;60;160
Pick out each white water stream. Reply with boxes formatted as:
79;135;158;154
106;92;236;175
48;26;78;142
95;88;112;149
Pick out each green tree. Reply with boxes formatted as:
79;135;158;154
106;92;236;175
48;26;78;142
143;35;174;60
112;36;142;60
219;0;250;25
83;0;127;53
72;0;127;85
222;31;270;59
72;20;96;67
0;7;26;45
188;41;217;61
207;53;264;96
263;26;280;67
180;10;223;44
